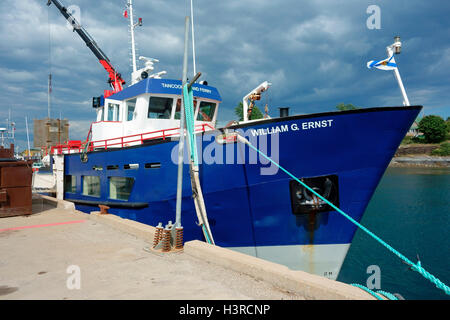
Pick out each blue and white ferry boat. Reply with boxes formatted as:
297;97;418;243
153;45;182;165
48;0;421;280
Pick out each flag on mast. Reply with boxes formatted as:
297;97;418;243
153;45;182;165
123;10;128;18
367;53;397;70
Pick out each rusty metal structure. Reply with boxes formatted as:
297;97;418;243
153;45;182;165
0;144;33;217
0;144;14;159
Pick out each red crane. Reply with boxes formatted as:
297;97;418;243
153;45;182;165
47;0;125;98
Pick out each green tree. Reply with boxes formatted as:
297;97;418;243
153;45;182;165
431;142;450;156
417;115;447;143
235;102;264;121
336;103;359;111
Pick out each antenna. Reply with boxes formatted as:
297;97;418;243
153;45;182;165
47;4;53;119
132;56;167;83
127;0;143;77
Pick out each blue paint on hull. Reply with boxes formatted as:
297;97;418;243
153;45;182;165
64;106;421;251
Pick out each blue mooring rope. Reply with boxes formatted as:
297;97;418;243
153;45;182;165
242;138;450;297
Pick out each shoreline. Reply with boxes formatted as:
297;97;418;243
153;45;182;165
389;155;450;168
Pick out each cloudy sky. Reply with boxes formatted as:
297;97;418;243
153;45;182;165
1;0;449;152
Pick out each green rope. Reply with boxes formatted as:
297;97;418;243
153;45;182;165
183;84;213;245
350;284;399;300
183;84;198;166
241;137;450;296
376;290;400;300
202;224;212;244
350;284;384;300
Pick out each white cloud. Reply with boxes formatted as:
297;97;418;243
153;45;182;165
0;0;449;152
0;68;38;82
286;15;351;46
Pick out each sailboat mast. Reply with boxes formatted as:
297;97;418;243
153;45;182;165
48;74;52;118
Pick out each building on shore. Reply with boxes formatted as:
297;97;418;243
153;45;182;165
33;118;69;153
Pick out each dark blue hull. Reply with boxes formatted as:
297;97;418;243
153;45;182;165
64;106;421;278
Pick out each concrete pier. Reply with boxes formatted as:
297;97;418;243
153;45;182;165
0;195;375;300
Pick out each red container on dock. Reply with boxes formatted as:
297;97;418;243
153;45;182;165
0;144;33;217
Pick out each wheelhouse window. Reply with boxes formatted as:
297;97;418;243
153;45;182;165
109;177;134;201
197;101;216;122
107;103;120;121
82;176;100;197
148;97;173;119
64;175;76;193
126;98;136;121
174;98;197;120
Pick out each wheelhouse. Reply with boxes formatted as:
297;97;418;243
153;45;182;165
91;78;222;148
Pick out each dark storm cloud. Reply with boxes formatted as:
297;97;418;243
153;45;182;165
0;0;449;151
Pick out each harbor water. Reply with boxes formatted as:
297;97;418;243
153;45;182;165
338;166;450;300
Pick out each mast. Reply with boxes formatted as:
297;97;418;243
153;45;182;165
47;4;52;119
386;37;410;106
48;74;52;118
190;0;197;76
125;0;143;84
175;16;190;228
128;0;137;74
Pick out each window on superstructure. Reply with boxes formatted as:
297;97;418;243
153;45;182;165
126;98;136;121
145;162;161;169
82;176;100;197
124;163;139;170
148;97;173;119
107;103;119;121
109;177;134;201
174;98;197;120
64;175;76;193
196;101;216;122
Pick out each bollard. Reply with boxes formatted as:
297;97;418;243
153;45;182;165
98;204;110;214
175;226;184;250
153;222;164;248
161;227;172;252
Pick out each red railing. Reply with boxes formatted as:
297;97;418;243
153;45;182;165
52;123;215;155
